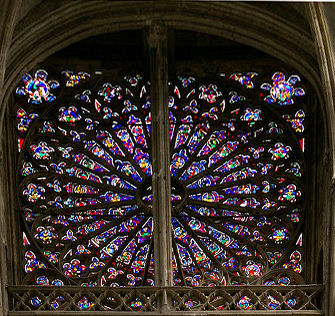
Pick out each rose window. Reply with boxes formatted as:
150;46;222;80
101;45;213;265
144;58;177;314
16;69;306;288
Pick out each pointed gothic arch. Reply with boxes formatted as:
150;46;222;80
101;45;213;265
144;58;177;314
0;1;334;315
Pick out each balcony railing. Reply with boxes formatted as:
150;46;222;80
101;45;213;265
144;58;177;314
7;284;323;315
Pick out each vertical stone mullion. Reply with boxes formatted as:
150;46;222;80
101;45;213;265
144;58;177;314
147;22;173;289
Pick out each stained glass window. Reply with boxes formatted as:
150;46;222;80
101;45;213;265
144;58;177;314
16;68;307;292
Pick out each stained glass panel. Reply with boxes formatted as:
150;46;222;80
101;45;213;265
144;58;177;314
169;72;306;286
17;70;154;286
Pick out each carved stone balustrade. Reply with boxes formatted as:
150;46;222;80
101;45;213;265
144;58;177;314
7;284;323;315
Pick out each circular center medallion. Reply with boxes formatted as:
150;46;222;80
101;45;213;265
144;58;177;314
139;177;187;209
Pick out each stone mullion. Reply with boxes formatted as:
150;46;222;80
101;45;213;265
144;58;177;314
147;21;173;294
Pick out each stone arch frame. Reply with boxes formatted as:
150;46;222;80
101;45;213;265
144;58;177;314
0;1;334;315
